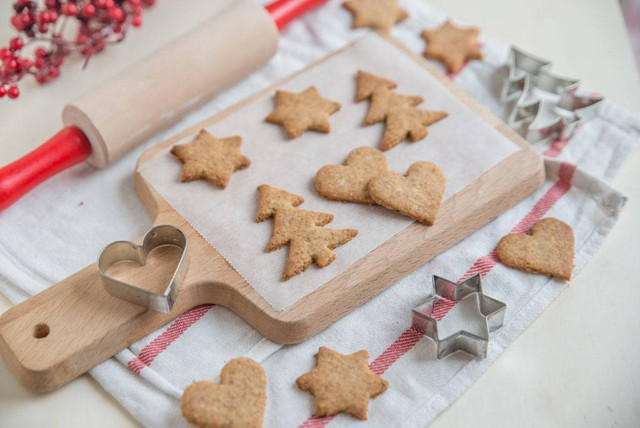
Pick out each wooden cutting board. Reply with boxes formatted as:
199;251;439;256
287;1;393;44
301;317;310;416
0;35;544;393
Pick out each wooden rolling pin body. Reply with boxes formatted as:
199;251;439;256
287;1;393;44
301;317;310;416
62;0;279;168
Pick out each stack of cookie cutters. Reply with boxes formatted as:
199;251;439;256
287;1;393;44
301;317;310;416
501;46;604;143
412;274;506;359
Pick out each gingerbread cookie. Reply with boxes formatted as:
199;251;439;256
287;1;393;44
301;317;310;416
256;185;358;280
496;218;574;280
357;72;448;150
296;346;388;420
364;86;423;126
265;86;341;138
421;20;483;74
170;129;251;189
382;104;448;151
368;161;446;225
343;0;408;33
355;70;397;102
181;358;267;428
315;147;388;204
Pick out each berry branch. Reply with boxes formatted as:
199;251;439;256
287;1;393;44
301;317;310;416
0;0;155;100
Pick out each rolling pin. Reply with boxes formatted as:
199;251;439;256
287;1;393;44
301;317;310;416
0;0;327;211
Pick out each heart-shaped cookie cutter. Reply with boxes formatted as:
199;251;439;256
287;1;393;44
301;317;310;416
98;225;188;314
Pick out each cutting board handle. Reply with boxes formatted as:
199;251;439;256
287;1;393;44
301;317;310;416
0;260;178;393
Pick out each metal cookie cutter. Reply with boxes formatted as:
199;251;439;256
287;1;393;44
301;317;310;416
412;274;506;359
501;46;603;143
98;225;188;314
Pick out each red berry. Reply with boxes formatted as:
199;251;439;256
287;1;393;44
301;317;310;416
48;11;58;22
128;0;141;5
35;47;47;58
108;7;124;22
48;66;60;78
0;48;11;59
4;57;18;72
82;4;96;18
9;37;24;51
21;12;33;26
36;75;48;84
19;57;32;69
0;86;5;98
94;0;107;8
45;0;58;8
11;14;24;30
38;22;49;33
50;54;63;66
62;3;77;16
105;0;115;8
94;38;106;52
131;15;142;27
7;85;20;99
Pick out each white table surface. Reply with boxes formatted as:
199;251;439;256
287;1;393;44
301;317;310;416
1;0;639;426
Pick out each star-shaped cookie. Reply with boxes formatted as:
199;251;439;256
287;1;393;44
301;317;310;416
170;129;251;188
296;346;388;420
343;0;408;33
421;20;483;74
265;86;341;138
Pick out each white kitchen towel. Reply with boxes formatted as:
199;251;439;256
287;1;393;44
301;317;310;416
0;1;637;427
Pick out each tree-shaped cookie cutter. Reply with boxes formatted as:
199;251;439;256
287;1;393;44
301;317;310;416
501;46;604;143
412;274;506;359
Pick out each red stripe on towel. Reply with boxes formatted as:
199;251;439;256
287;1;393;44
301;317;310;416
543;137;571;158
127;304;213;374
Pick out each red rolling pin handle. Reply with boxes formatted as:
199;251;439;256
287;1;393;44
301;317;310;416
267;0;328;30
0;0;326;212
0;127;92;211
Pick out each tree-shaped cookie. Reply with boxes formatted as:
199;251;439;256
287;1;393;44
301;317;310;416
357;71;448;150
382;104;449;150
256;185;358;280
265;86;341;138
355;70;397;102
421;20;483;74
170;129;251;188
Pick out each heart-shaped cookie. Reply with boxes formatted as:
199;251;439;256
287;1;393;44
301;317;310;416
368;161;446;225
314;146;388;204
496;217;574;280
181;358;267;428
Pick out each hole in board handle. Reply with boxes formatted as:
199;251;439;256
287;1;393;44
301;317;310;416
33;323;50;339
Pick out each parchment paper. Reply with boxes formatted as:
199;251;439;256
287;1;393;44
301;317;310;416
138;34;519;311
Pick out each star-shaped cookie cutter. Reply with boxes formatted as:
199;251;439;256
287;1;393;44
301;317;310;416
97;224;188;314
501;46;604;143
412;274;506;359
